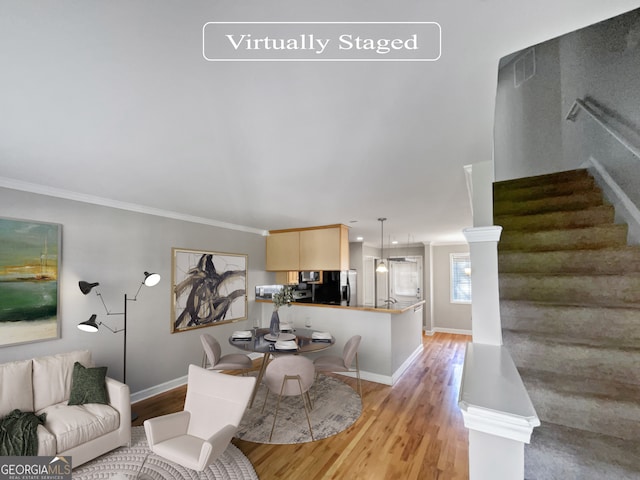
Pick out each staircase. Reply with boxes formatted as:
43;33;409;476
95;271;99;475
494;168;640;479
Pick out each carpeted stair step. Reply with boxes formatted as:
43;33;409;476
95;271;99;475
503;331;640;386
494;176;596;203
494;205;615;232
494;190;604;217
498;246;640;274
499;272;640;306
498;224;627;252
494;168;591;192
525;422;640;480
500;301;640;346
517;368;640;441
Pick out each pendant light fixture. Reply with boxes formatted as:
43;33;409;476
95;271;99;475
376;217;389;273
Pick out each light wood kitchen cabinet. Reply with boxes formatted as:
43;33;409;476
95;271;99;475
299;225;349;271
265;231;299;271
266;224;349;272
275;271;299;285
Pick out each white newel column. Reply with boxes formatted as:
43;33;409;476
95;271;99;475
463;226;503;346
460;226;540;480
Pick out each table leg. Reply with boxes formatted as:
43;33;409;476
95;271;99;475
249;352;271;408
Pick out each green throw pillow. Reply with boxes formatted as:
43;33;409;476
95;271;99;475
68;361;108;405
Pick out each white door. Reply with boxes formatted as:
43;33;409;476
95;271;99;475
389;257;422;303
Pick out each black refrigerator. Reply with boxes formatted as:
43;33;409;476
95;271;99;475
313;270;357;305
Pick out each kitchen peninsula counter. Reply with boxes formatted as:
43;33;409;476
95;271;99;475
255;299;425;385
256;298;425;314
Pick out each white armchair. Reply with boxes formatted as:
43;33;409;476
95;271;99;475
143;364;255;472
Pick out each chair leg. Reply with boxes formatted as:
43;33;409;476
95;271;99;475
268;385;284;442
355;352;362;397
261;388;269;414
298;381;314;441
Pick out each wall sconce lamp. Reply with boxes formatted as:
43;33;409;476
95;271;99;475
77;271;161;386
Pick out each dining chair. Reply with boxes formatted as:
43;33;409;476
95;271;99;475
262;355;315;442
143;364;255;471
200;333;252;373
313;334;362;396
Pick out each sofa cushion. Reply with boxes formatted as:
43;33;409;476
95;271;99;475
33;350;92;411
0;359;34;418
36;424;56;456
68;362;108;405
37;402;120;452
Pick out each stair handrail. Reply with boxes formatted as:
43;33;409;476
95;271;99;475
566;97;640;161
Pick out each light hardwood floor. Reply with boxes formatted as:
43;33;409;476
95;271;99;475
132;332;471;480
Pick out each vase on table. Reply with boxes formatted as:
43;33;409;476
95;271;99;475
269;309;280;336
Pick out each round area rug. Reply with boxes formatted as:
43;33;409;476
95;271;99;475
235;374;362;444
72;426;258;480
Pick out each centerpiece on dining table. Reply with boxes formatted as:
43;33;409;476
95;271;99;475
270;284;294;336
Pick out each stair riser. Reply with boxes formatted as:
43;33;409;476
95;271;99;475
499;225;627;252
499;248;640;274
494;169;590;191
525;383;640;441
501;303;640;346
494;177;596;202
499;275;640;305
494;191;603;217
495;206;615;232
505;339;640;386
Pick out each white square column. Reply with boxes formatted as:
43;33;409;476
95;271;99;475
463;226;503;346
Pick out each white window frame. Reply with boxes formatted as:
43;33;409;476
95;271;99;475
450;253;471;304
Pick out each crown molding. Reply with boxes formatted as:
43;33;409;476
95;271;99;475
0;176;269;236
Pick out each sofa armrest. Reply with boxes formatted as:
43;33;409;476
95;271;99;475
144;411;190;448
105;376;131;425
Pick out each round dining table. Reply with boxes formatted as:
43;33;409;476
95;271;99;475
228;327;335;408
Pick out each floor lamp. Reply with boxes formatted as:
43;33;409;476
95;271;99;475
77;271;161;392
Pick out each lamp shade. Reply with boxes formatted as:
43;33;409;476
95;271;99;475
77;314;99;332
143;272;161;287
376;261;389;273
79;281;100;295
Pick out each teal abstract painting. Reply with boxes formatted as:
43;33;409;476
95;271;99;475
0;218;60;347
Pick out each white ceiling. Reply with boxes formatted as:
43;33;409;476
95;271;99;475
1;1;638;247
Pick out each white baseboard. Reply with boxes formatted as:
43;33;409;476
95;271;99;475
392;344;424;385
131;374;188;404
433;327;472;336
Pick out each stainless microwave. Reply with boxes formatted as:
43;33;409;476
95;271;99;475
299;271;321;283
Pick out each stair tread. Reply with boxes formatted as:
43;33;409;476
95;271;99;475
494;205;615;231
517;367;640;404
526;422;640;479
498;223;628;252
504;328;640;352
500;301;640;343
494;191;604;215
494;179;598;203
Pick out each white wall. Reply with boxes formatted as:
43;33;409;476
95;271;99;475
431;244;471;333
0;187;271;395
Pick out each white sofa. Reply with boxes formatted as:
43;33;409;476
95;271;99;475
0;350;131;467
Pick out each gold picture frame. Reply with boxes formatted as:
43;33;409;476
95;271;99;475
171;248;247;333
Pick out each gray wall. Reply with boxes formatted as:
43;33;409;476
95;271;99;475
431;244;471;333
0;187;270;395
495;39;563;180
495;9;640;182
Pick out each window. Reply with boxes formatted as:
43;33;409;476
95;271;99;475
450;253;471;304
